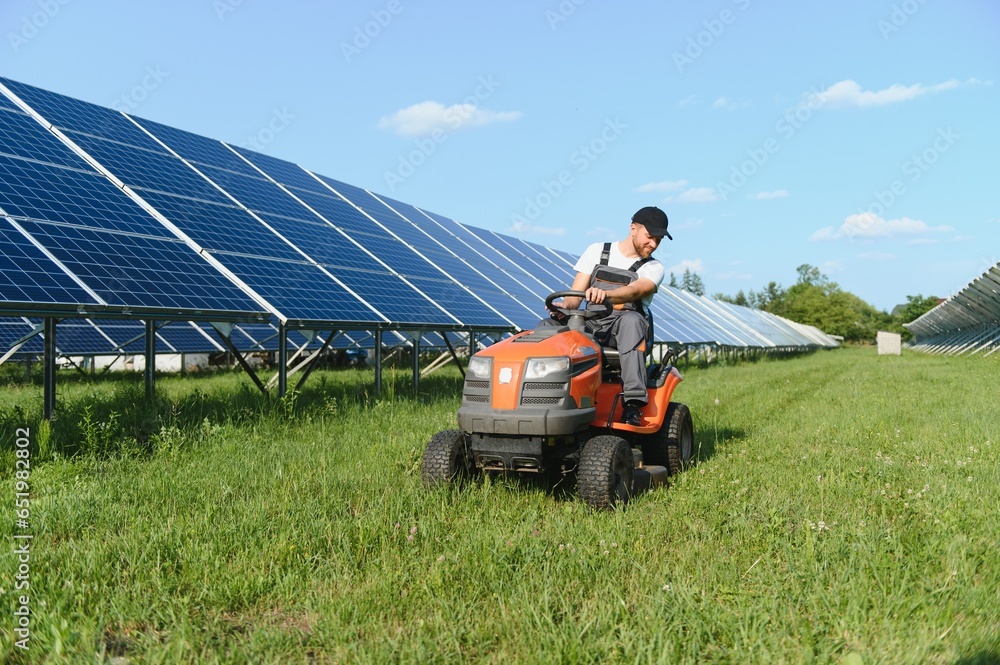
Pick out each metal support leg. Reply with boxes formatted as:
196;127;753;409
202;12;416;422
145;319;156;401
278;321;288;397
412;331;421;394
43;318;56;420
374;329;383;398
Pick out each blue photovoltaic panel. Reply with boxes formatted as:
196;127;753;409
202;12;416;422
414;209;551;301
0;107;95;171
211;253;386;324
0;319;43;354
155;321;224;353
53;320;123;355
135;189;303;260
68;133;233;205
0;153;176;238
229;146;329;195
460;224;566;293
130;117;263;178
480;229;570;289
15;219;263;312
0;218;98;306
1;78;166;152
195;164;320;221
251;214;455;326
379;199;541;303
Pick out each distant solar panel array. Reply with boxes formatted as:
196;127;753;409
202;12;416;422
0;77;837;367
905;262;1000;356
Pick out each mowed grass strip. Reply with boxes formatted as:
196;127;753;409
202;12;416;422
1;348;998;663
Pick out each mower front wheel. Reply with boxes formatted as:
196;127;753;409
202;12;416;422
421;429;472;487
577;435;633;510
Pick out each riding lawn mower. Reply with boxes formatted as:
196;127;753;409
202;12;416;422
421;291;695;510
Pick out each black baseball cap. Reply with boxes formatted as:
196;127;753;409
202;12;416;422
632;206;672;240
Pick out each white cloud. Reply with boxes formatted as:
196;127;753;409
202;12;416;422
634;179;688;193
666;187;718;204
509;220;565;238
858;251;895;261
586;226;612;237
677;94;699;108
713;96;750;110
753;190;790;200
810;213;953;242
668;258;704;275
378;101;522;137
907;238;940;246
813;78;983;108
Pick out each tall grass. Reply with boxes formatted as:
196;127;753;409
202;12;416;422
1;348;997;663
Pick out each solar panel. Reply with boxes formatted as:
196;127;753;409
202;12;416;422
0;154;175;238
0;318;42;354
0;218;98;307
155;321;225;353
15;219;263;312
0;107;95;170
1;77;165;152
68;133;233;205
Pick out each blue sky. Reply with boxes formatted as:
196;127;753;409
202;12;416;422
3;0;997;311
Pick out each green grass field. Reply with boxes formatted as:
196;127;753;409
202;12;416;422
1;347;998;663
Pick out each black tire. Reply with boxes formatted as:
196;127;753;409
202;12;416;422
643;402;694;475
421;430;471;487
577;435;634;510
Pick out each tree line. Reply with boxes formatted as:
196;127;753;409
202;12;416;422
668;265;939;343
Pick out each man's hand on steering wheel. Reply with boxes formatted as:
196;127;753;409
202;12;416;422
584;286;609;304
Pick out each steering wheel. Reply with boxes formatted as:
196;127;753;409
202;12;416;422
545;290;613;327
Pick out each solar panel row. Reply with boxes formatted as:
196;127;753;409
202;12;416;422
0;76;836;360
905;262;1000;356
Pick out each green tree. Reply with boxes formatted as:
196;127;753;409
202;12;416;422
668;272;679;288
681;268;705;296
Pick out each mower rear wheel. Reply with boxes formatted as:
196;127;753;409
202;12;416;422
577;435;633;510
643;402;694;475
421;429;471;487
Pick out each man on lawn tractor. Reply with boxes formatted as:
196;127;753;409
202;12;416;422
422;206;694;509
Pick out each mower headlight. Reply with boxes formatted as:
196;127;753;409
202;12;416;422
524;357;570;380
467;356;492;380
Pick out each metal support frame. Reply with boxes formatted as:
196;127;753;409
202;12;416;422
441;331;465;380
214;328;267;394
43;318;57;419
294;332;336;392
277;322;288;397
374;329;383;397
145;319;156;400
411;331;421;394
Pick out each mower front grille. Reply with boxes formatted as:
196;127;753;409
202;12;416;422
521;397;562;405
523;382;564;391
464;394;489;403
465;380;490;390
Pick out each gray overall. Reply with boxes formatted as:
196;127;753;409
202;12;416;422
540;243;654;405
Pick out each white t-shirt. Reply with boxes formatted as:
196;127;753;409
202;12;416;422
574;241;665;310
